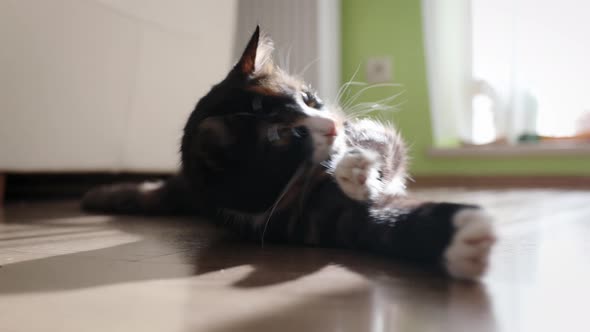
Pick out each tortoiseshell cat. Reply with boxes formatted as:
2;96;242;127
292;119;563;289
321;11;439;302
83;27;496;280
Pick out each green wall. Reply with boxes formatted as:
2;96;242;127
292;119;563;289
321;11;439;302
341;0;590;175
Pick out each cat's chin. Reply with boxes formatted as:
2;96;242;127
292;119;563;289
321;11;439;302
311;133;338;163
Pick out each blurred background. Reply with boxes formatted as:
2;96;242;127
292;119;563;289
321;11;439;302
1;0;589;200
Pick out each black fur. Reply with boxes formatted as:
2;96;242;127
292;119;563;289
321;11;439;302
82;26;493;277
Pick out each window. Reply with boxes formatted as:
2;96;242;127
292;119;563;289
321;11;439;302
473;0;590;141
424;0;590;147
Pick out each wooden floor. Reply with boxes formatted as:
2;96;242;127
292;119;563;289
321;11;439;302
0;189;589;332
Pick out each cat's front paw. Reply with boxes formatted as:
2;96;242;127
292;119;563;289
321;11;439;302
444;209;496;280
334;148;381;201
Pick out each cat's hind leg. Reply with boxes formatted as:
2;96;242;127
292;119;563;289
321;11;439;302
81;175;200;215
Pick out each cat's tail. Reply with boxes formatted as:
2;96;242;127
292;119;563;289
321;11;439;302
81;175;200;215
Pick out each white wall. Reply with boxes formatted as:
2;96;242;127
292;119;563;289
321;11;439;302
0;0;237;172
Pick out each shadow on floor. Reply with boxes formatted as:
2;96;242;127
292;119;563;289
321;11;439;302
0;203;498;331
0;203;485;297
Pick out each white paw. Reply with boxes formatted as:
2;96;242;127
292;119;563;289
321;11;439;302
334;149;381;201
444;209;496;280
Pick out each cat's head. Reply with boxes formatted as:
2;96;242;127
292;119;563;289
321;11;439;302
181;26;342;212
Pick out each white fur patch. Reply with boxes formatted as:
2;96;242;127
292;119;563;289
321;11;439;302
334;148;381;201
138;181;164;193
383;176;407;196
301;114;337;162
444;209;497;280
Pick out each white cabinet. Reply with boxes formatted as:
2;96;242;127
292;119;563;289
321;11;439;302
0;0;237;172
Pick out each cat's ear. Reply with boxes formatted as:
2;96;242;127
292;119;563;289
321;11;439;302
235;26;260;75
234;25;274;76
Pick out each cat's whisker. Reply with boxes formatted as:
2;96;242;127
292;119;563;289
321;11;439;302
353;91;404;109
296;165;317;221
336;81;367;107
375;113;389;124
276;43;294;73
347;103;396;115
343;90;406;120
336;63;362;106
345;106;394;120
297;57;320;79
285;43;294;74
277;48;285;70
338;81;366;95
342;83;403;110
261;163;308;247
344;104;395;120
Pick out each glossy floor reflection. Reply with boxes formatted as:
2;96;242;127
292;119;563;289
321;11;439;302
1;189;589;332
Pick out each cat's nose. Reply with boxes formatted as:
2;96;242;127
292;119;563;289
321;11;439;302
300;115;338;137
315;117;337;137
324;120;337;137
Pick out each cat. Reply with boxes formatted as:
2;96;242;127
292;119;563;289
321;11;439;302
82;26;496;280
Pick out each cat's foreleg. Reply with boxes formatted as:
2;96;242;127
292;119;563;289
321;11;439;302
365;200;496;280
333;148;383;201
332;119;407;202
443;208;496;279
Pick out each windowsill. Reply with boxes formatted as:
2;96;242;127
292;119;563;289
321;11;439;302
429;141;590;158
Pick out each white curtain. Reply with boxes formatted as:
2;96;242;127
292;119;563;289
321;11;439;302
421;0;472;147
423;0;590;146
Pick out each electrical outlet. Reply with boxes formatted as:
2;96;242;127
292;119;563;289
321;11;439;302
366;56;392;83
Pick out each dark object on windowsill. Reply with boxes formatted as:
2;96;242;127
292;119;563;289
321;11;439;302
459;133;590;148
517;132;590;144
518;133;541;143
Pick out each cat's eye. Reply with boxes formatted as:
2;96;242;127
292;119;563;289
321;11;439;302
301;91;323;109
291;126;308;138
267;125;308;143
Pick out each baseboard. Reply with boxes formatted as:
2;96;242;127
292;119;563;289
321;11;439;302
4;172;590;203
0;174;5;207
410;175;590;189
4;172;173;202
